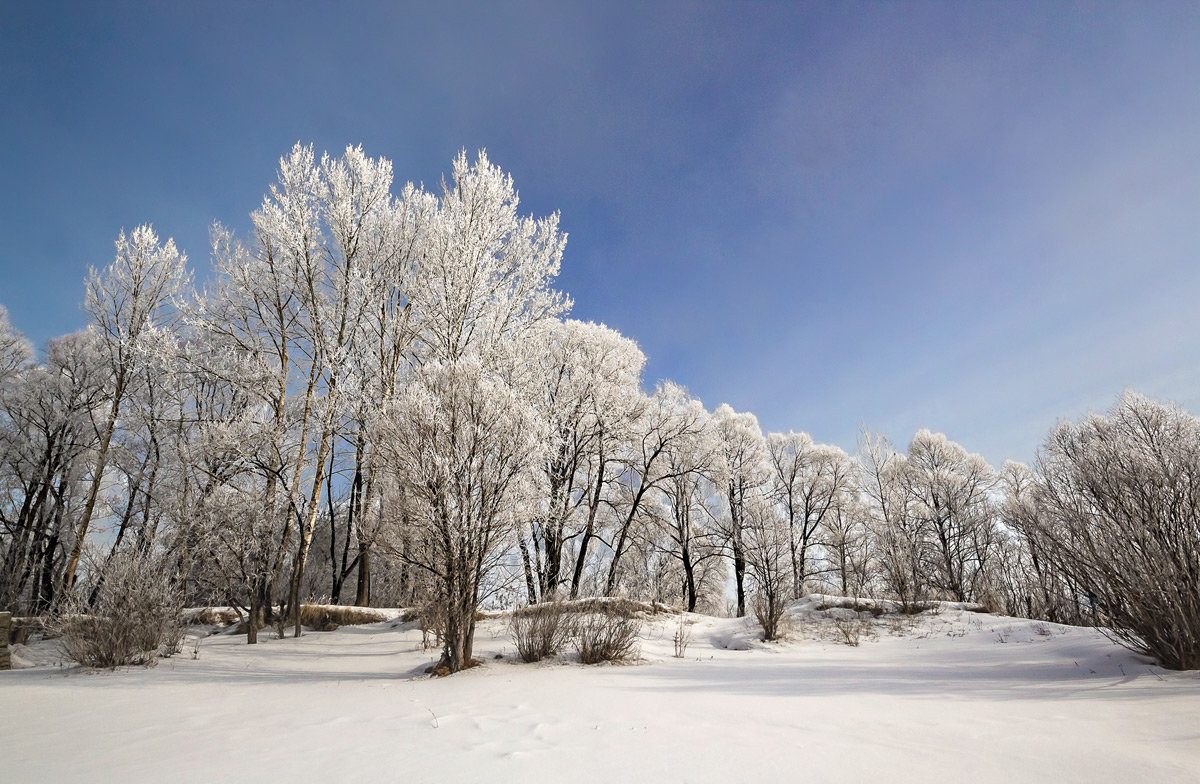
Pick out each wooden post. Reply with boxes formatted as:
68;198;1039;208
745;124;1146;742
0;612;11;670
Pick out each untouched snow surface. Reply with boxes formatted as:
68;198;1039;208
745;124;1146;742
4;598;1199;783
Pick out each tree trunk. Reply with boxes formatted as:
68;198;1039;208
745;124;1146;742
518;535;538;604
354;546;371;607
733;538;746;618
65;380;125;591
437;571;476;674
247;578;271;645
789;517;802;600
288;379;334;636
682;544;698;612
570;453;607;599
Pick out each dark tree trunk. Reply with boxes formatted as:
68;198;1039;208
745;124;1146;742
354;546;371;607
733;539;746;618
518;535;538;604
570;452;607;599
681;544;698;612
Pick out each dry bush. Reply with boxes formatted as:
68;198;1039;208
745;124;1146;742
52;552;185;668
575;610;642;664
816;600;884;618
298;604;387;631
672;615;692;658
416;596;448;651
753;592;790;641
831;613;866;646
884;611;921;636
565;597;662;618
510;602;573;662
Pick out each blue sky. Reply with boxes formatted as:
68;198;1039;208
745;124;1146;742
3;1;1199;467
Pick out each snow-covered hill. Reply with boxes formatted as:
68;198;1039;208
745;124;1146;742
4;599;1198;782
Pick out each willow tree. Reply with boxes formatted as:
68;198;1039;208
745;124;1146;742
1027;393;1200;671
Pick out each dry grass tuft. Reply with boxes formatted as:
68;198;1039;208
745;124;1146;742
816;600;885;618
298;604;387;630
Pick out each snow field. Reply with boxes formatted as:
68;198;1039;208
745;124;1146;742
3;600;1199;783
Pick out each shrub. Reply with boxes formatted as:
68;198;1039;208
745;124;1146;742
52;552;185;668
1024;393;1200;670
416;596;448;651
510;602;573;662
753;591;789;641
575;610;642;664
816;600;885;618
672;615;692;658
831;613;865;646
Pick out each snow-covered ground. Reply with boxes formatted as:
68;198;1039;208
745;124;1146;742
4;598;1199;783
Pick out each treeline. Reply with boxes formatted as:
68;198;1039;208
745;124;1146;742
0;145;1196;671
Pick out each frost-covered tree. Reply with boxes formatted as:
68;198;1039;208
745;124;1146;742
375;359;546;673
278;145;412;636
196;205;318;642
517;319;644;602
901;429;996;603
858;429;923;610
997;460;1078;623
766;431;855;598
743;489;792;639
0;332;107;612
710;404;768;618
85;328;181;605
413;150;569;366
820;492;872;598
175;322;288;643
0;306;30;384
333;179;437;606
1025;393;1200;670
65;226;189;592
604;382;708;596
647;400;719;611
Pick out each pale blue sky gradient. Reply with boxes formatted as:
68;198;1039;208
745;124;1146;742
2;1;1199;466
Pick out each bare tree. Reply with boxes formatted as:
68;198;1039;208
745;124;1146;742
376;359;545;673
0;332;107;612
711;404;768;618
766;432;855;598
519;319;644;601
65;226;189;592
743;490;792;639
604;382;707;596
1025;393;1200;670
901;429;997;602
858;429;924;610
